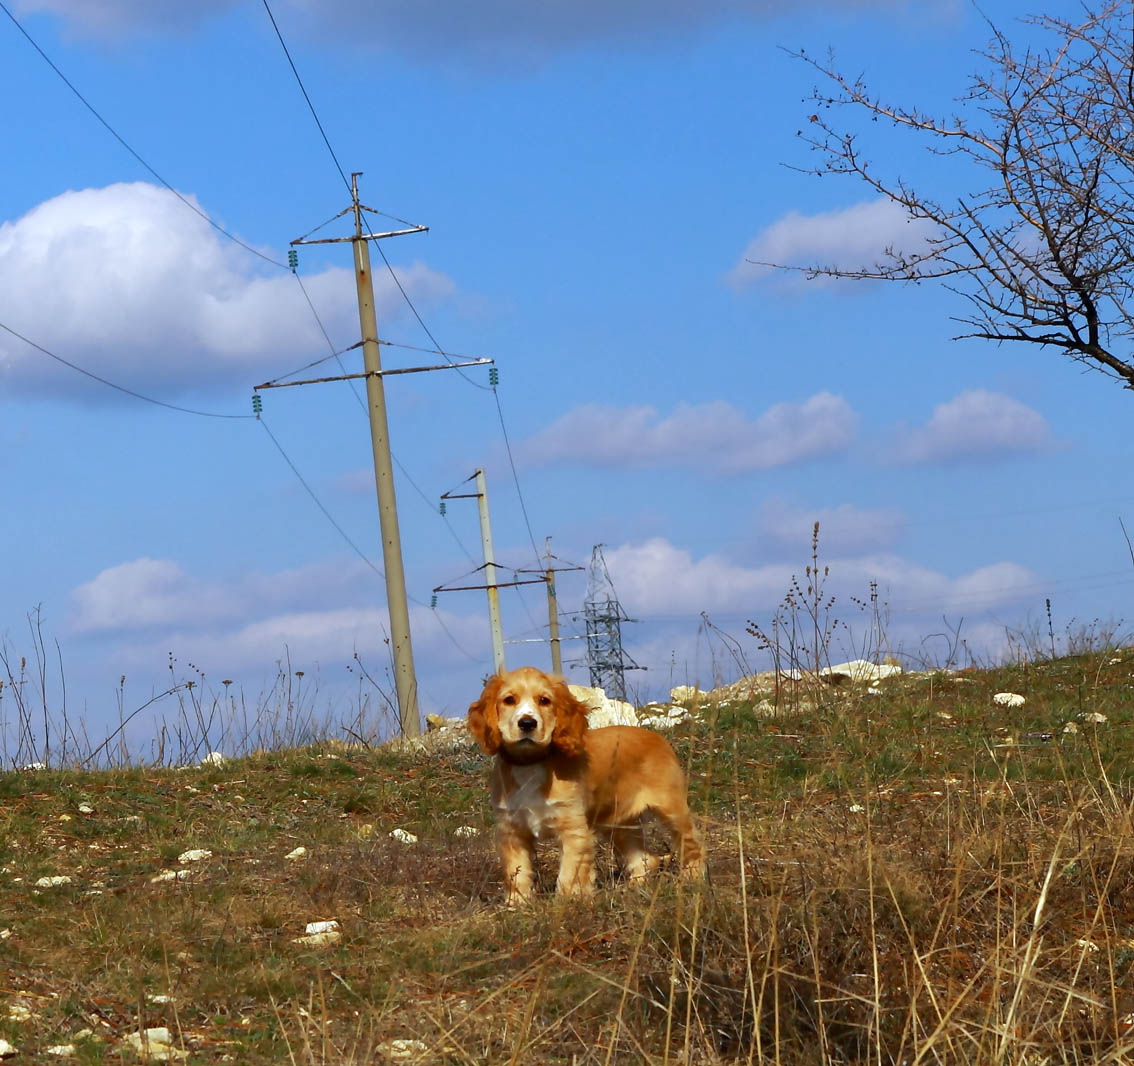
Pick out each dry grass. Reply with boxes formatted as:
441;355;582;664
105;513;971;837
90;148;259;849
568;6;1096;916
2;649;1134;1063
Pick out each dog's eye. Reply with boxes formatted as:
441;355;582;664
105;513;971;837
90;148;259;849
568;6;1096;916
501;694;516;705
538;694;551;706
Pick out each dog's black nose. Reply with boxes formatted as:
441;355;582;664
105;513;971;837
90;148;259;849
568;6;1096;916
518;715;538;734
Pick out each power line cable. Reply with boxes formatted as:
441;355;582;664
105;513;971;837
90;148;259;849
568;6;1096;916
258;1;545;580
4;0;483;673
258;415;484;663
261;340;361;388
492;385;543;566
256;6;491;564
259;5;492;394
281;264;484;565
367;238;492;392
260;0;351;194
258;416;385;578
0;319;255;419
0;0;287;270
429;610;486;665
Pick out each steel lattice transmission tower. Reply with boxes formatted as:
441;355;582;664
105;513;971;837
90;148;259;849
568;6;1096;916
583;545;642;700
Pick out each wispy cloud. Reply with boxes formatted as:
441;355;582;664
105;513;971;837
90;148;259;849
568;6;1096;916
15;0;956;59
730;198;939;288
892;389;1057;464
521;394;857;474
757;499;906;555
0;183;453;400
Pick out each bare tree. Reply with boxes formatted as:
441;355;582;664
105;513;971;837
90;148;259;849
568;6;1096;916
774;1;1134;390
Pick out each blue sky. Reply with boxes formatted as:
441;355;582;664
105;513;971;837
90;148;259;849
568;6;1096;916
2;0;1132;746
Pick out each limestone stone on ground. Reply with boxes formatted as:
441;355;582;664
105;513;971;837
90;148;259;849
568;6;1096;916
568;684;639;727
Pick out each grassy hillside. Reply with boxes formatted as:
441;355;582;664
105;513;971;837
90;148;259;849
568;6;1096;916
2;651;1133;1064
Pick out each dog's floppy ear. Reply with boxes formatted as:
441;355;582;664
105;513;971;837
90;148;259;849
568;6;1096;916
550;678;589;757
467;675;503;755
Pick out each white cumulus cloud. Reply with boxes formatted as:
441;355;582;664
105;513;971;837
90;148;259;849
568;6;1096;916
0;183;453;400
600;537;1038;621
70;558;235;634
730;198;939;288
893;389;1056;463
521;393;857;474
68;555;489;679
69;556;416;635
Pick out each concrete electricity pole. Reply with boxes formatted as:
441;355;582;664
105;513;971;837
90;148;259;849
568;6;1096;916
256;175;492;736
544;538;563;674
434;470;549;675
474;468;506;673
349;175;419;734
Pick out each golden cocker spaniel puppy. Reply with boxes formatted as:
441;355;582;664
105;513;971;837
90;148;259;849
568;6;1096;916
467;666;704;904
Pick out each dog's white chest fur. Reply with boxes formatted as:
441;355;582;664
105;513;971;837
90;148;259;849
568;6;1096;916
499;762;559;840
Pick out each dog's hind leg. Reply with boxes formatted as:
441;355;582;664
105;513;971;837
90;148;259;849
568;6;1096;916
656;802;705;878
611;822;661;881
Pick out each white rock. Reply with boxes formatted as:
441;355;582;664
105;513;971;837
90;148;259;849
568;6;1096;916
0;1039;17;1057
993;692;1026;708
46;1045;77;1057
454;825;479;838
77;804;94;815
304;920;340;935
121;1028;185;1061
1082;712;1108;724
147;994;174;1005
34;875;73;889
848;803;865;813
149;869;191;884
284;847;308;861
378;1038;429;1060
294;930;341;947
199;751;227;768
668;685;701;703
639;705;691;729
177;849;212;864
821;660;903;685
569;684;639;727
389;829;418;845
425;714;463;732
